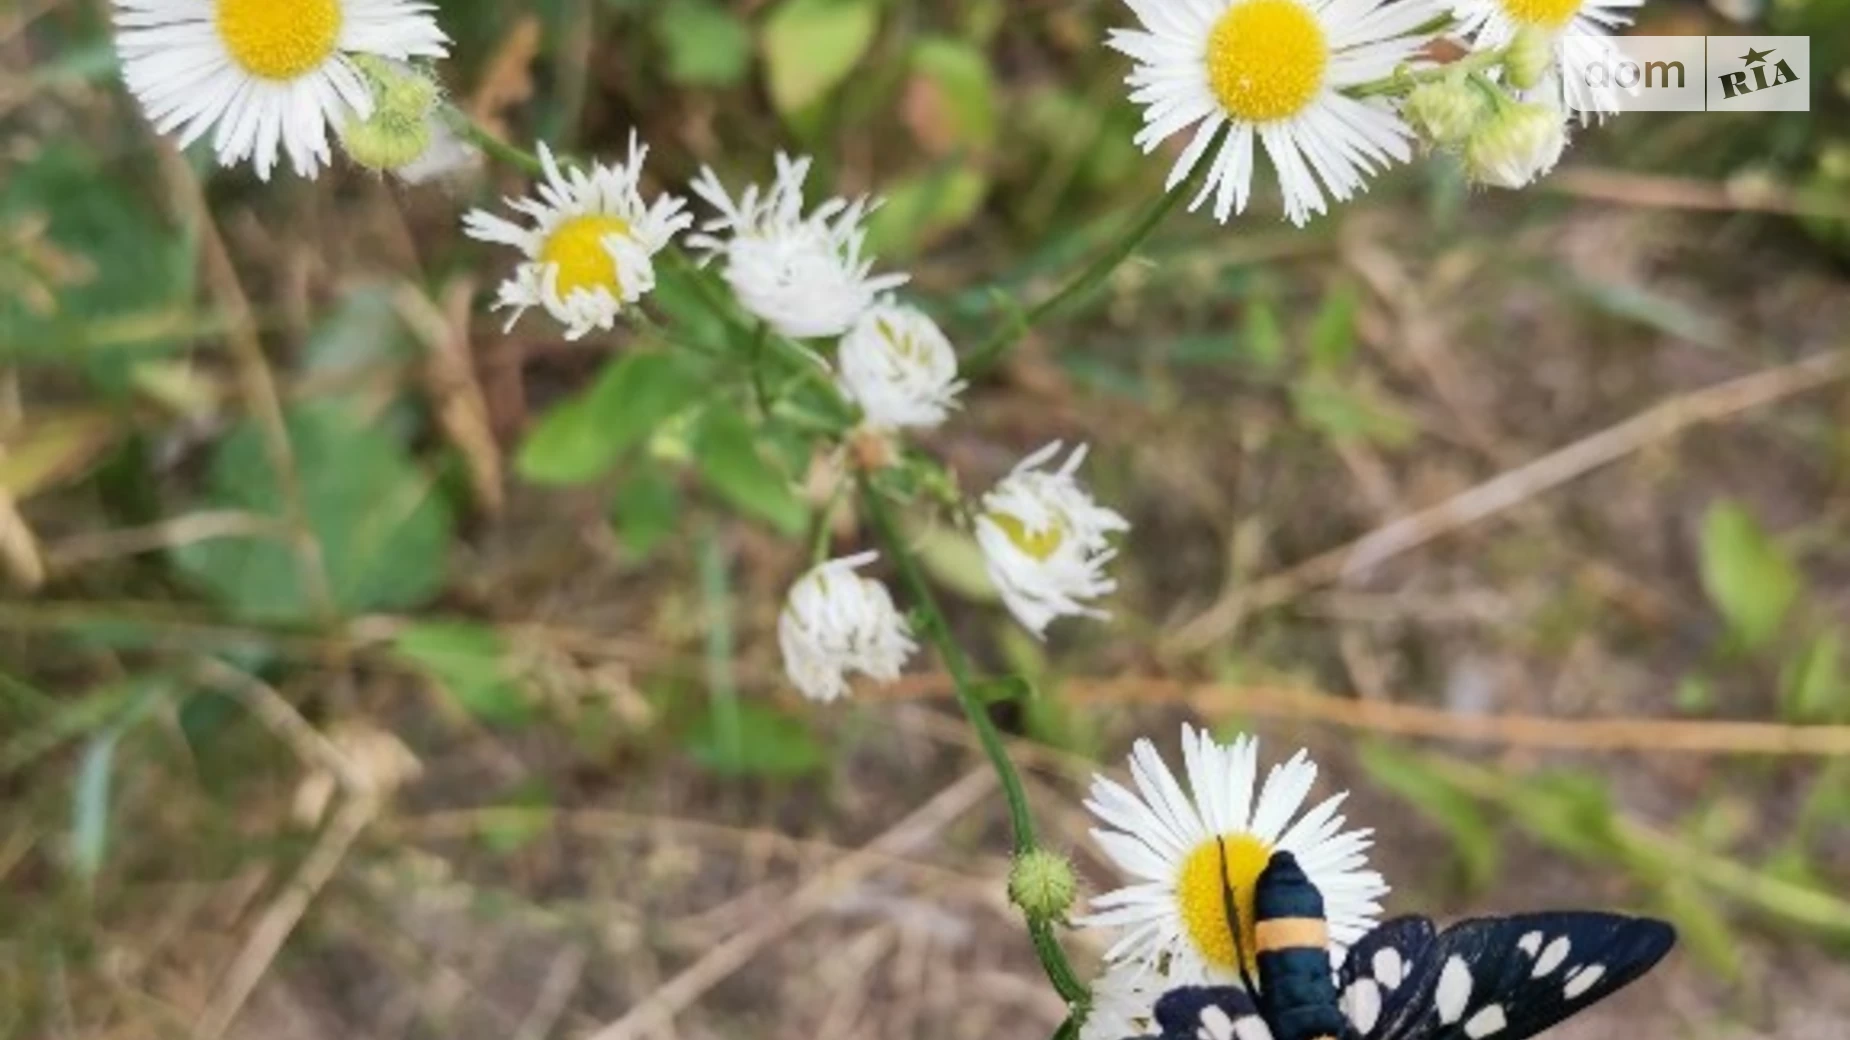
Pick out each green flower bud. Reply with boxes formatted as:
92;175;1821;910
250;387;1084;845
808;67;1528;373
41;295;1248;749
1503;28;1554;92
342;113;434;173
1464;101;1567;189
1403;77;1487;147
1009;848;1079;921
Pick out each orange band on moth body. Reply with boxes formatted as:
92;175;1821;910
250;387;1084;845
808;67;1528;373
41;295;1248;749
1254;916;1329;952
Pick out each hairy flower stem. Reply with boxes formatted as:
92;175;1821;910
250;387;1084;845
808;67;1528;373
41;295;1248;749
859;480;1090;1008
442;104;548;177
1346;44;1512;98
966;183;1189;375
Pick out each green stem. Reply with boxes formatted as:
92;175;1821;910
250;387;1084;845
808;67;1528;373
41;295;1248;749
1346;45;1510;99
967;180;1192;374
859;480;1088;1005
697;526;743;766
442;104;548;177
748;321;771;416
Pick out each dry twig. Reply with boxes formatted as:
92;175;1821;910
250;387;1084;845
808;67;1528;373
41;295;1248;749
1167;350;1850;653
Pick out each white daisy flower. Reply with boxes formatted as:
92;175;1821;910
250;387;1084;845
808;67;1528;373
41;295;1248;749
1079;959;1186;1040
837;301;966;431
687;153;908;339
778;552;917;703
1079;726;1388;981
462;135;692;341
1464;100;1567;187
1109;0;1442;226
975;442;1130;638
111;0;449;181
1451;0;1643;118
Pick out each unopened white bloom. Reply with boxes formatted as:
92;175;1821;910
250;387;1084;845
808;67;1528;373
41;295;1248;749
462;135;691;340
1109;0;1444;226
778;552;917;703
111;0;449;180
1465;101;1567;188
976;442;1129;638
688;154;908;339
837;302;966;430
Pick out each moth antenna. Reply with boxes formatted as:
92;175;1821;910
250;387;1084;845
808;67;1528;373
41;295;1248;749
1218;836;1259;996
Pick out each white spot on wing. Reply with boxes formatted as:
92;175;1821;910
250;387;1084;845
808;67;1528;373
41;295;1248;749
1372;946;1405;989
1564;964;1607;999
1232;1016;1274;1040
1343;978;1382;1034
1465;1004;1508;1038
1533;936;1571;977
1436;956;1473;1025
1198;1005;1237;1040
1517;931;1543;957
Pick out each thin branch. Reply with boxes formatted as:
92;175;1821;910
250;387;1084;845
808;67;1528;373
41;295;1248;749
877;674;1850;757
583;769;995;1040
1166;350;1850;654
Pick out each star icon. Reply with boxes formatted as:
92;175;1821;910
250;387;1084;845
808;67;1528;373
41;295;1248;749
1739;46;1775;65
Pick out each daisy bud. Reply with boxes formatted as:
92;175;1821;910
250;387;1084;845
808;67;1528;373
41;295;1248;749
1403;76;1487;147
1464;101;1568;189
341;58;457;178
975;442;1130;639
688;154;908;339
1008;848;1079;921
777;552;917;703
837;302;966;431
1503;28;1555;91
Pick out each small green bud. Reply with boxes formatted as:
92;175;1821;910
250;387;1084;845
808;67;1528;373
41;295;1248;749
1403;77;1487;147
1464;101;1566;189
342;113;434;173
1009;848;1079;921
1503;29;1553;92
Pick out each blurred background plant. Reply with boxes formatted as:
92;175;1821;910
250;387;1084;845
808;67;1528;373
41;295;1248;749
3;0;1850;1038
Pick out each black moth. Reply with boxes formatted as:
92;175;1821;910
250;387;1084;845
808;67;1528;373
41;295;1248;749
1129;842;1676;1040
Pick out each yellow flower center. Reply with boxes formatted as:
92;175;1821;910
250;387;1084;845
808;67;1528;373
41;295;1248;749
540;216;633;297
216;0;343;81
1497;0;1583;28
1205;0;1329;123
992;512;1065;560
1175;833;1274;973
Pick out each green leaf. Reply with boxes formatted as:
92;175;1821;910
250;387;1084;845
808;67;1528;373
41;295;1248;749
908;37;997;151
1289;373;1416;447
1308;282;1360;371
1653;877;1741;977
66;678;166;883
692;406;807;535
865;167;988;258
1783;630;1848;722
72;731;120;883
517;351;706;485
685;700;824;777
1698;500;1801;651
655;0;753;87
172;402;452;622
909;521;1000;603
1242;297;1286;371
762;0;880;117
393;622;531;726
1359;743;1499;891
611;463;683;560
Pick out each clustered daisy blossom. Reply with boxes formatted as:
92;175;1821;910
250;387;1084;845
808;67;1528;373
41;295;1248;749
777;553;918;703
111;0;450;180
1110;0;1443;225
462;136;692;340
977;442;1131;638
1453;0;1642;119
836;302;966;431
688;154;909;340
1079;725;1388;981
